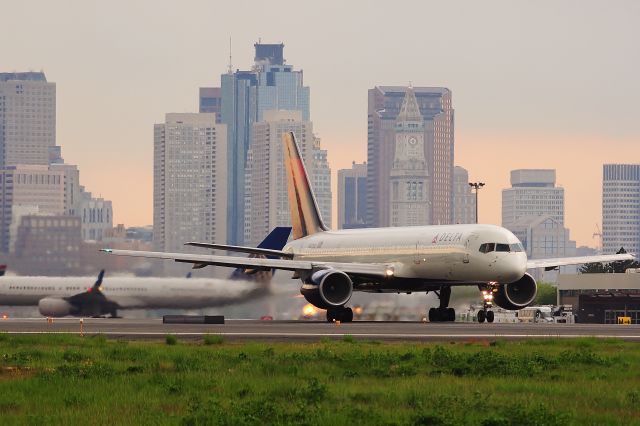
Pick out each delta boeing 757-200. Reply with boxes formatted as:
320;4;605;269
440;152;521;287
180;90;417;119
101;132;634;323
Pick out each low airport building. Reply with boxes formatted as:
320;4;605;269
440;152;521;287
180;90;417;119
558;272;640;324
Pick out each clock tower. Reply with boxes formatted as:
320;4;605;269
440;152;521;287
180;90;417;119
389;86;431;226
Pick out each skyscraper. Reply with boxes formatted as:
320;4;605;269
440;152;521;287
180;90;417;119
338;162;367;229
153;113;227;274
221;43;310;244
602;164;640;256
389;87;430;227
502;169;564;228
0;71;114;256
311;136;332;229
502;169;575;275
366;86;454;228
78;188;112;241
0;165;65;252
453;166;476;224
0;72;58;168
243;110;314;246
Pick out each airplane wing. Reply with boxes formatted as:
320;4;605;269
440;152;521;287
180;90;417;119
100;249;390;278
526;253;635;269
183;242;294;259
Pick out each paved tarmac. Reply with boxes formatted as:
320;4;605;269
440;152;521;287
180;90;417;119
2;318;640;342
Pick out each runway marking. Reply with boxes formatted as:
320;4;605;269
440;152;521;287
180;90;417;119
3;331;640;339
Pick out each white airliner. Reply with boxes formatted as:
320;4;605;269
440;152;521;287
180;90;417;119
101;132;634;323
0;227;291;317
0;271;268;317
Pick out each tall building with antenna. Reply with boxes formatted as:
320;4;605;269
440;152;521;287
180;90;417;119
220;42;310;244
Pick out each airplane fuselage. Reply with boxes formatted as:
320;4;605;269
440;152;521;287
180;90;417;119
284;224;528;290
0;276;263;309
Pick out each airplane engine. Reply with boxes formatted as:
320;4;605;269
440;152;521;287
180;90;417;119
301;269;353;309
493;273;537;310
38;297;74;317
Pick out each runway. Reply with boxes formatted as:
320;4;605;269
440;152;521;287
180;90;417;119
2;318;640;341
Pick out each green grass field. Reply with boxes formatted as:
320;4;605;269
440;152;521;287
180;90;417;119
1;333;639;425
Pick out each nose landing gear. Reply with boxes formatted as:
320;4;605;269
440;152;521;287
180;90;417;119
477;287;496;323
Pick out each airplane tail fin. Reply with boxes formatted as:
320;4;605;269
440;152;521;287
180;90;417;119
0;265;6;277
282;132;329;240
94;270;105;289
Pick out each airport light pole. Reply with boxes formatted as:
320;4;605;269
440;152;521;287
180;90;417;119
468;182;485;224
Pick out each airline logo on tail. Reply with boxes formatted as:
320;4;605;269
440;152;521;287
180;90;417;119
283;132;328;240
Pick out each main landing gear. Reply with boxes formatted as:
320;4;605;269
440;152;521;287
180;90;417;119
477;288;495;323
428;286;456;322
326;306;353;323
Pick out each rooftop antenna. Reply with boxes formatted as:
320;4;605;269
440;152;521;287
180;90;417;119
227;36;233;74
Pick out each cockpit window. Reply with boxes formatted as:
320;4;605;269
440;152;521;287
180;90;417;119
480;242;523;253
510;243;524;252
479;243;495;253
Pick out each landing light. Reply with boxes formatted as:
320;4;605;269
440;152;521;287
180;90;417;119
385;268;394;277
302;304;318;317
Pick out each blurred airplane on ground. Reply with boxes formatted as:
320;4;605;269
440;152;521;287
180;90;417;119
0;227;291;317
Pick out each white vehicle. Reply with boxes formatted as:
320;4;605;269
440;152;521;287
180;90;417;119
518;306;554;323
518;305;575;324
0;227;291;317
102;132;634;323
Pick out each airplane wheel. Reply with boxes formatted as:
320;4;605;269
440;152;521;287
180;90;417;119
428;308;437;322
447;308;456;322
477;310;486;323
342;307;354;323
326;309;336;322
327;307;353;323
486;310;495;323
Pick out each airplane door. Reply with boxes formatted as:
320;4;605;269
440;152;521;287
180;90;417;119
463;233;479;264
414;239;427;265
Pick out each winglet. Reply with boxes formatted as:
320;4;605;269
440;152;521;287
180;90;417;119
283;132;329;240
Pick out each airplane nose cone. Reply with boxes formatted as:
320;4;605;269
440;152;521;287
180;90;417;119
496;254;527;283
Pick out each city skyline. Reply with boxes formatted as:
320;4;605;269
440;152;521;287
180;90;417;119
4;0;639;247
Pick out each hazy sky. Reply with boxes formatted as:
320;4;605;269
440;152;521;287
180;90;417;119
4;0;639;247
